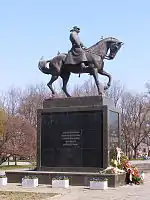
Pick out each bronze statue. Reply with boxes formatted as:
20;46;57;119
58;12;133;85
65;26;88;70
38;27;123;97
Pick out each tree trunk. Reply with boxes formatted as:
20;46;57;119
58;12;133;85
14;155;17;166
7;157;9;166
133;148;137;159
125;142;128;156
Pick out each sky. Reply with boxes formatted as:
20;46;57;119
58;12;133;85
0;0;150;93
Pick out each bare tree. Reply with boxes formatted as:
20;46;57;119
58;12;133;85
106;80;125;107
71;78;97;97
0;116;36;159
0;84;47;161
0;91;7;110
71;84;83;97
81;78;98;96
145;82;150;95
0;87;21;116
120;92;150;158
17;83;49;128
71;78;124;104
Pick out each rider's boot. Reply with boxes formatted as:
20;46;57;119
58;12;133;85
80;62;88;69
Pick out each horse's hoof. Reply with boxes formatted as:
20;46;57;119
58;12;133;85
98;92;102;96
51;94;56;98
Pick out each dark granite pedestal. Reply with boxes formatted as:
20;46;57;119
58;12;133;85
35;96;124;187
37;96;121;171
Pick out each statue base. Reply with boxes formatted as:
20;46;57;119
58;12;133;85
37;96;121;172
43;95;115;109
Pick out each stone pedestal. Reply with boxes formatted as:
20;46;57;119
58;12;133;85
37;96;121;172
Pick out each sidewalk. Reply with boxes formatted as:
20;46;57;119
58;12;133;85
0;174;150;200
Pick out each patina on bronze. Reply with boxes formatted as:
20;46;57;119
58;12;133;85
38;26;123;97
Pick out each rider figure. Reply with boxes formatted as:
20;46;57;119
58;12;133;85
65;26;88;69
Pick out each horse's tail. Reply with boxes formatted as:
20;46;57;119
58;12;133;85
38;56;52;75
38;53;66;75
38;62;52;75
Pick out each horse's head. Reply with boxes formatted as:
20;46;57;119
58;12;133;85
105;37;124;60
87;37;123;59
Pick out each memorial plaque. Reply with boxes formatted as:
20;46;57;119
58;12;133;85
61;131;81;147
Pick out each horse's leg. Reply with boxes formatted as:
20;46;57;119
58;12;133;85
91;58;104;95
47;75;59;96
98;69;112;90
61;71;71;97
92;68;104;95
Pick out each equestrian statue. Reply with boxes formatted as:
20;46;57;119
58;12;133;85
38;26;124;97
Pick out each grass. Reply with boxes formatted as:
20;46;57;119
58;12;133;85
15;160;33;162
0;191;57;200
0;165;35;170
129;158;144;161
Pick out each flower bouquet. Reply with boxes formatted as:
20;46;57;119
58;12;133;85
100;147;144;185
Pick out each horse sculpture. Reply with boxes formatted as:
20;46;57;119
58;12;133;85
38;37;123;97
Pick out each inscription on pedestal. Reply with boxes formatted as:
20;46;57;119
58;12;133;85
61;131;81;147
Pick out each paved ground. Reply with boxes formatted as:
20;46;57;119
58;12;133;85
0;173;150;200
130;160;150;164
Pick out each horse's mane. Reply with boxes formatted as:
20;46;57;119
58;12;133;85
87;37;120;56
